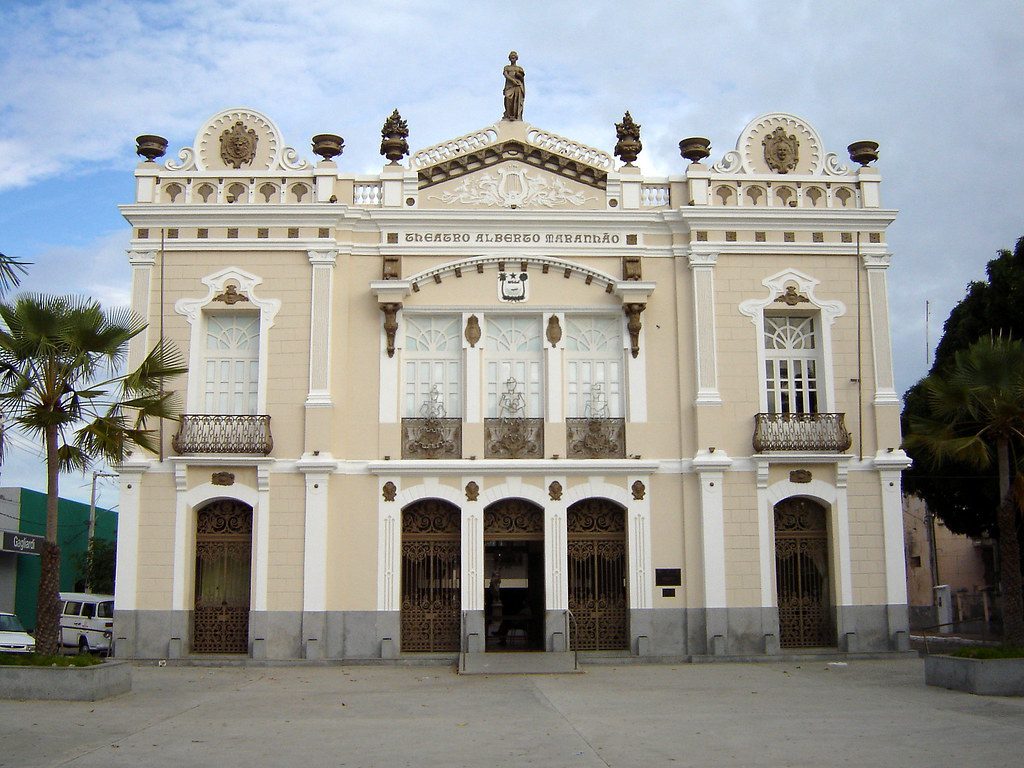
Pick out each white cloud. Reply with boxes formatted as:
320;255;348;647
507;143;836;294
0;0;1021;402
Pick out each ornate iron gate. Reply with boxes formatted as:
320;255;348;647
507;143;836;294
567;499;628;650
401;500;461;652
193;500;252;653
774;498;835;648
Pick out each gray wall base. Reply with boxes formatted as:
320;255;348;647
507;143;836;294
115;604;910;660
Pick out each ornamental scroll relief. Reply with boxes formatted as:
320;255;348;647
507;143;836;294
428;164;593;208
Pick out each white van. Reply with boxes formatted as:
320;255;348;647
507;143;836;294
59;592;115;654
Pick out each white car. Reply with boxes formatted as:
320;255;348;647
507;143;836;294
59;592;115;654
0;612;36;654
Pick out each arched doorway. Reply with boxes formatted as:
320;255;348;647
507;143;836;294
401;499;461;652
193;500;253;654
484;499;545;650
567;499;628;650
774;497;835;647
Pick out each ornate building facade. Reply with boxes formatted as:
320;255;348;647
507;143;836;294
114;78;910;663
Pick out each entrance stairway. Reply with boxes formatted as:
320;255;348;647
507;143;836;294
459;651;580;674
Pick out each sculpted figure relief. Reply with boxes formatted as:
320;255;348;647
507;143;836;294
502;51;525;121
220;121;258;169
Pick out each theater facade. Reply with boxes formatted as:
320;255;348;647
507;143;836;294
114;77;910;663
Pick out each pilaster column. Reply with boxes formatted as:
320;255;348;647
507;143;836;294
693;450;732;651
298;459;336;613
253;465;271;612
863;252;898;407
834;461;854;608
544;477;568;611
171;464;189;610
462;477;484;612
113;459;149;611
627;475;653;610
377;476;401;611
127;251;156;373
370;281;412;425
306;249;338;407
687;249;721;405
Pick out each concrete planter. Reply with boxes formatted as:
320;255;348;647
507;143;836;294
0;660;132;701
925;654;1024;696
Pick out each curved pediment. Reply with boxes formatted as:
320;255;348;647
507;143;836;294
411;121;612;206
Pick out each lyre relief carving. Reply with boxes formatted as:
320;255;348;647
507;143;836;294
380;302;402;358
623;303;646;358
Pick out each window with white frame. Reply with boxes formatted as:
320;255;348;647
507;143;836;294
565;316;623;418
203;312;260;415
763;314;820;414
486;316;543;417
403;315;462;418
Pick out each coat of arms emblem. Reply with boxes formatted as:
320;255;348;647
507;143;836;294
220;121;258;169
762;126;799;173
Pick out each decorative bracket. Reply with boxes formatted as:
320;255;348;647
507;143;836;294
380;303;402;358
623;303;646;359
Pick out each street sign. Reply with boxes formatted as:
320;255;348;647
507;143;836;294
1;530;44;556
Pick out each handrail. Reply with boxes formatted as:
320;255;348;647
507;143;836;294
565;608;580;669
916;620;1001;655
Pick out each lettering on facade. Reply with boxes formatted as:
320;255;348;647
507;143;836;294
401;231;621;245
2;530;44;555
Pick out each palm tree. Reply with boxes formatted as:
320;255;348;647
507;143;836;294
0;295;185;654
905;336;1024;646
0;251;27;296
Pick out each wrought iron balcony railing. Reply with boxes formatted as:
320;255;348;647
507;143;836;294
172;414;273;455
484;417;544;459
566;418;626;459
402;417;462;459
752;412;852;453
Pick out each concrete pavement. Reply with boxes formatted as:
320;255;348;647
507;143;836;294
1;657;1022;767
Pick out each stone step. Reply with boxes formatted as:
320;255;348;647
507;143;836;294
459;651;580;675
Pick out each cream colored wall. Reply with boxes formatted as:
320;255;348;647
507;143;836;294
134;476;176;610
266;474;305;612
847;473;887;605
649;474;687;609
722;476;760;607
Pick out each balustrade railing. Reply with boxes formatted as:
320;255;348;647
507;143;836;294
565;418;626;459
402;417;462;459
752;412;852;453
484;418;544;459
640;183;670;207
172;414;273;455
353;181;383;206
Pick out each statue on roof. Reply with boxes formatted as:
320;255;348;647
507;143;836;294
502;51;525;121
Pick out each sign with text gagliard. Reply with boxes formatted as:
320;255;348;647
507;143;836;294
1;530;44;556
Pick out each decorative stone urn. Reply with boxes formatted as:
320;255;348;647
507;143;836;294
380;109;410;165
135;134;168;162
847;140;879;166
311;133;345;162
678;136;711;163
614;111;643;166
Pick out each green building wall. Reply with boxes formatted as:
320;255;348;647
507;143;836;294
13;488;117;631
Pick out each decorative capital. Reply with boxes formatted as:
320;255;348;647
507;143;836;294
307;249;338;266
686;250;719;268
614;111;642;166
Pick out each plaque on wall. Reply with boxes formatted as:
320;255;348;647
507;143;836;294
655;568;682;587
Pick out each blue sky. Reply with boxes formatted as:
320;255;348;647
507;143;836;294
1;0;1023;503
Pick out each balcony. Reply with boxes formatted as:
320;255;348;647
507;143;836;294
402;417;462;459
484;418;544;459
566;418;626;459
752;412;852;453
172;414;273;455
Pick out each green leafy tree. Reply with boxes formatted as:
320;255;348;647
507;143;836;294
0;251;27;295
903;237;1024;537
0;295;185;654
73;538;117;595
904;337;1024;645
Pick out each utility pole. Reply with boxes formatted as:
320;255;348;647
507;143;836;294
88;472;119;546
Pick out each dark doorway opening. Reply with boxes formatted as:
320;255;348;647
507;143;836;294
483;499;545;651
